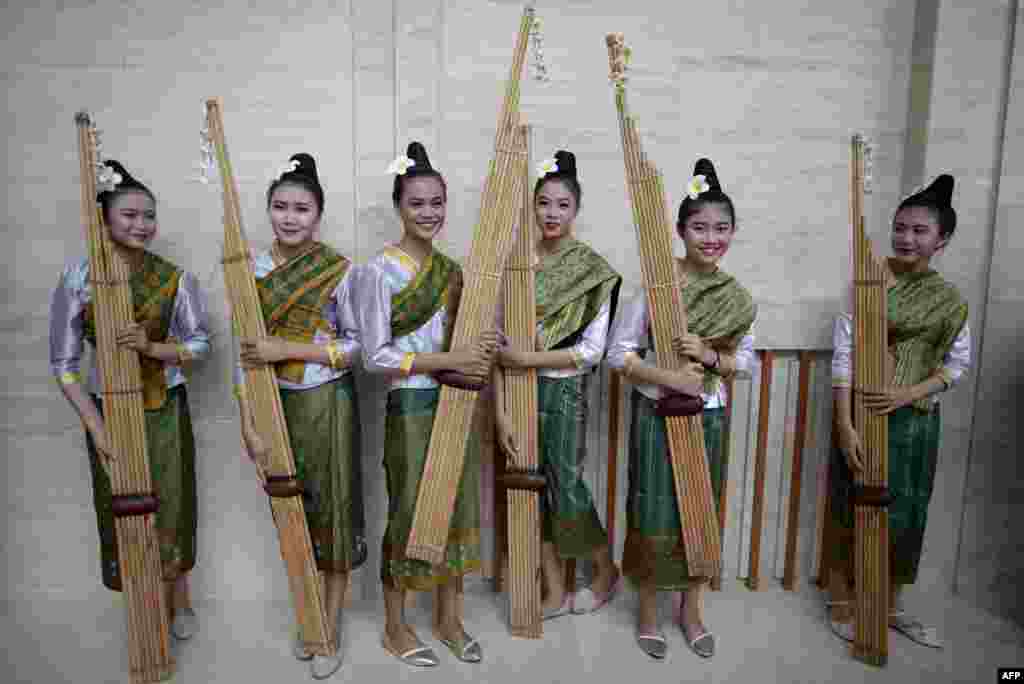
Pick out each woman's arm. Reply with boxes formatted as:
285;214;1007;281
606;292;703;396
50;267;111;459
502;300;612;372
355;261;494;378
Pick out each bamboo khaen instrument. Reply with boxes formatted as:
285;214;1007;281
74;111;175;683
204;99;333;657
405;5;534;565
746;350;773;590
605;34;721;578
849;133;890;666
783;352;814;590
498;123;543;638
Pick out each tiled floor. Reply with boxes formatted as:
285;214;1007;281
4;580;1021;683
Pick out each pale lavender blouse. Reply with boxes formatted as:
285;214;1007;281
49;258;210;393
355;246;450;392
231;249;361;390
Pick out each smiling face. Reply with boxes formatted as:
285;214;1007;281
534;179;578;242
397;175;446;242
268;183;321;249
678;201;734;268
890;205;947;268
105;190;157;250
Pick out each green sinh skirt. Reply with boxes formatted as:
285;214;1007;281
622;392;726;591
279;374;368;573
538;375;607;559
381;388;480;591
86;384;197;591
826;405;941;586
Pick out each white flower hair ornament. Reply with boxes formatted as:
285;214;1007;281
686;174;711;200
275;159;300;181
97;164;123;194
536;158;559;178
386;155;416;176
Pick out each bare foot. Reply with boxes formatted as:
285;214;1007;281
384;622;421;655
590;564;620;597
541;589;566;613
435;618;467;644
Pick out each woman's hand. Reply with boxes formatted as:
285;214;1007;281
495;411;518;462
837;424;864;472
667;360;705;397
671;333;713;365
116;323;152;356
449;330;500;378
240;337;290;368
88;419;115;463
241;422;269;465
861;386;918;415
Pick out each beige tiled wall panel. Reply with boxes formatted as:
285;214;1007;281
1;0;1019;626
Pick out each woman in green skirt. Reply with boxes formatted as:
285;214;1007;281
237;153;366;680
493;149;623;619
356;142;498;667
50;160;210;644
826;174;970;651
607;158;756;660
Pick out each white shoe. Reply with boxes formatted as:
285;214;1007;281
311;653;342;680
172;608;198;641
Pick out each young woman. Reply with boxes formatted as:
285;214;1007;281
356;142;498;667
236;153;366;680
493;149;623;619
826;174;970;651
607;158;756;660
50;160;210;643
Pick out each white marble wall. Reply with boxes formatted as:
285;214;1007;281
954;0;1024;626
0;0;1019;626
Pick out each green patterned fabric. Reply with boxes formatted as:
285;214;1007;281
389;249;462;348
256;242;351;384
380;388;481;591
622;393;725;591
886;261;968;411
535;238;621;351
678;266;756;396
537;376;608;558
827;405;941;585
83;250;181;410
278;375;367;572
85;385;196;591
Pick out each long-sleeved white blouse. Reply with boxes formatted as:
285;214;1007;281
606;289;756;409
830;312;971;404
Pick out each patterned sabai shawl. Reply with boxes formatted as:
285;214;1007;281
662;262;757;395
256;241;351;384
389;248;463;352
535;238;621;352
84;250;181;410
885;259;968;411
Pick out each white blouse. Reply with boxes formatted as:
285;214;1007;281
495;291;612;378
830;312;971;404
232;249;361;391
606;289;756;409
